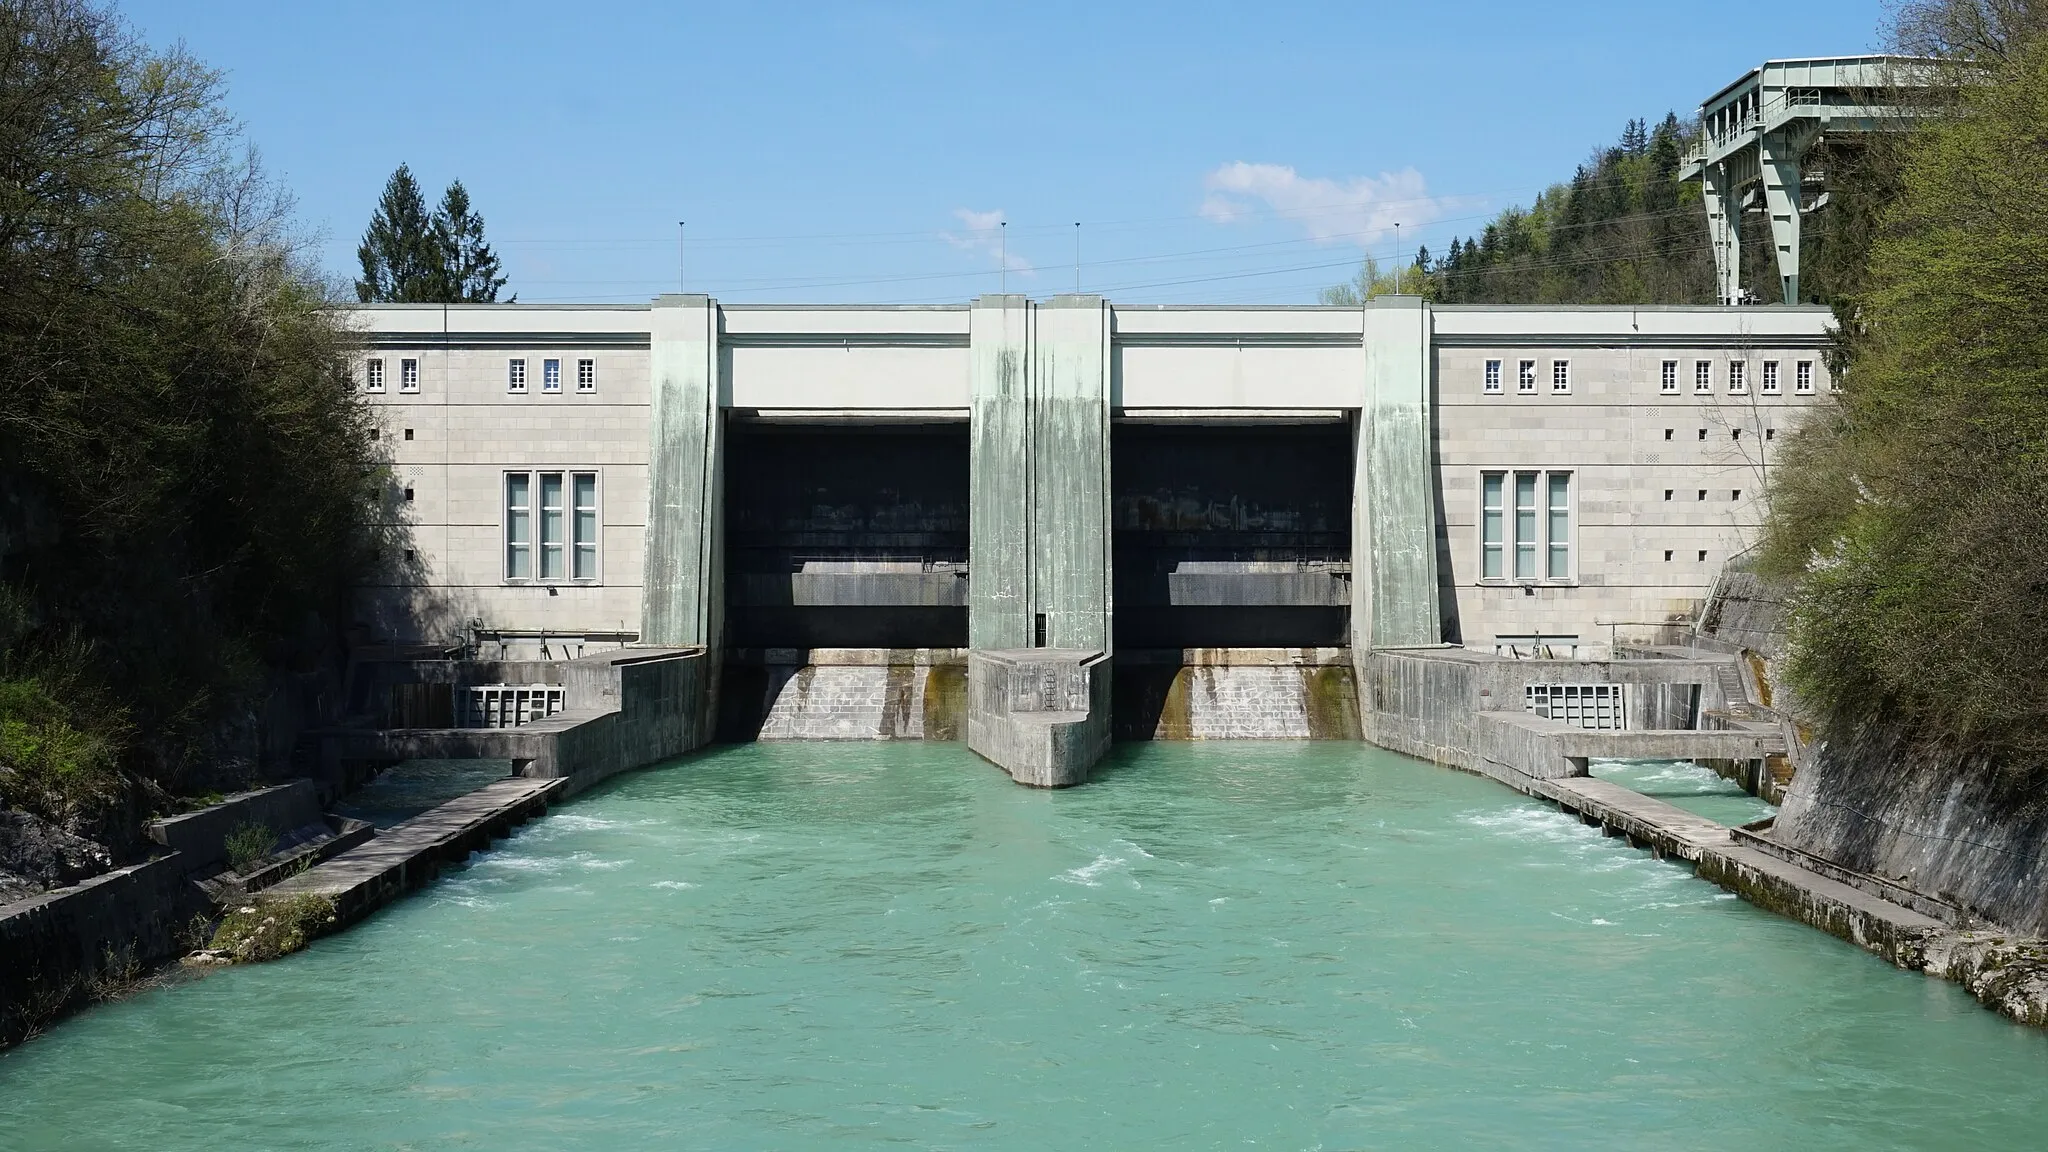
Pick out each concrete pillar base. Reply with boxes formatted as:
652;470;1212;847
966;649;1111;787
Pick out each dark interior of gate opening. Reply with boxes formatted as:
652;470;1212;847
1112;419;1353;649
723;419;970;651
1112;419;1354;736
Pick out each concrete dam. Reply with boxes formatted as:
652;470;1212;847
349;292;1831;787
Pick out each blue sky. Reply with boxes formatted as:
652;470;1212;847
127;1;1885;304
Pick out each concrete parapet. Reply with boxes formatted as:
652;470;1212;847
315;647;713;800
0;854;210;1045
966;649;1111;787
145;781;324;871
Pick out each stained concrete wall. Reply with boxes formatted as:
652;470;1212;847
720;649;965;741
0;854;210;1045
1774;718;2048;935
643;295;723;648
967;295;1113;652
1115;660;1361;740
1357;297;1444;650
145;781;323;871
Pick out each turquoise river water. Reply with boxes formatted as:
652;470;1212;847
4;742;2047;1149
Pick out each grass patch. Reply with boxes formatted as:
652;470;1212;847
208;893;337;962
223;821;277;874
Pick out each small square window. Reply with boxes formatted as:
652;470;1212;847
1796;360;1815;394
1517;360;1536;394
1766;428;1776;441
400;358;419;393
1694;361;1712;394
508;358;527;392
1733;428;1743;441
1660;360;1678;394
403;428;414;441
1697;428;1707;441
1732;489;1742;500
369;428;379;440
1663;490;1673;501
1664;550;1674;562
1729;360;1747;393
1698;550;1708;562
403;486;415;502
577;358;596;392
1697;490;1707;501
1761;360;1780;394
1663;428;1674;440
543;358;562;393
1551;360;1570;394
364;358;385;393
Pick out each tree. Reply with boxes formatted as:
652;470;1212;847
355;168;509;303
355;164;442;302
0;0;381;830
1761;30;2048;764
432;180;508;303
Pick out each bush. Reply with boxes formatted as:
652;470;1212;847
222;821;277;874
208;893;337;962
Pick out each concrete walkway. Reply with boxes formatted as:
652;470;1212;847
266;777;564;929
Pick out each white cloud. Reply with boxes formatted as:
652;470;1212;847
941;207;1033;275
1199;162;1452;247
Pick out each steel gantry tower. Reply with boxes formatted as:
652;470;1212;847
1681;56;1932;305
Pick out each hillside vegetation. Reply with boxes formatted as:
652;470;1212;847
0;0;382;849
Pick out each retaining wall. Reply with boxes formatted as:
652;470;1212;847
966;649;1111;787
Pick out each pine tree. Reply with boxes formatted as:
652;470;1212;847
354;165;443;303
432;180;509;303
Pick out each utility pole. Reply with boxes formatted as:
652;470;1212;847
1074;222;1081;294
1000;221;1007;294
677;221;685;293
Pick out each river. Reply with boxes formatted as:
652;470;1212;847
3;742;2044;1149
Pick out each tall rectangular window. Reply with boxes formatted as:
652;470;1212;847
1518;360;1536;393
577;358;596;392
1481;473;1504;579
365;358;385;393
1796;360;1814;394
1761;360;1780;394
543;358;562;393
505;470;599;582
538;472;565;579
508;358;527;393
1514;472;1538;579
1546;473;1571;579
1729;360;1747;393
400;358;419;393
1481;470;1573;583
1694;360;1712;393
505;473;531;579
1551;360;1570;394
573;472;598;579
1660;360;1678;394
1484;359;1502;394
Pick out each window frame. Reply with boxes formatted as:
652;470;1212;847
399;357;419;393
508;358;528;393
1796;360;1814;395
542;357;562;394
1477;468;1575;585
1694;360;1712;394
503;468;601;584
577;357;597;393
364;357;385;393
1517;359;1536;394
1660;360;1678;394
1550;359;1571;394
1728;359;1747;394
1483;359;1502;394
1761;360;1780;395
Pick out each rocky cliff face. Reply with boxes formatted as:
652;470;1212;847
1774;719;2048;935
0;810;112;904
